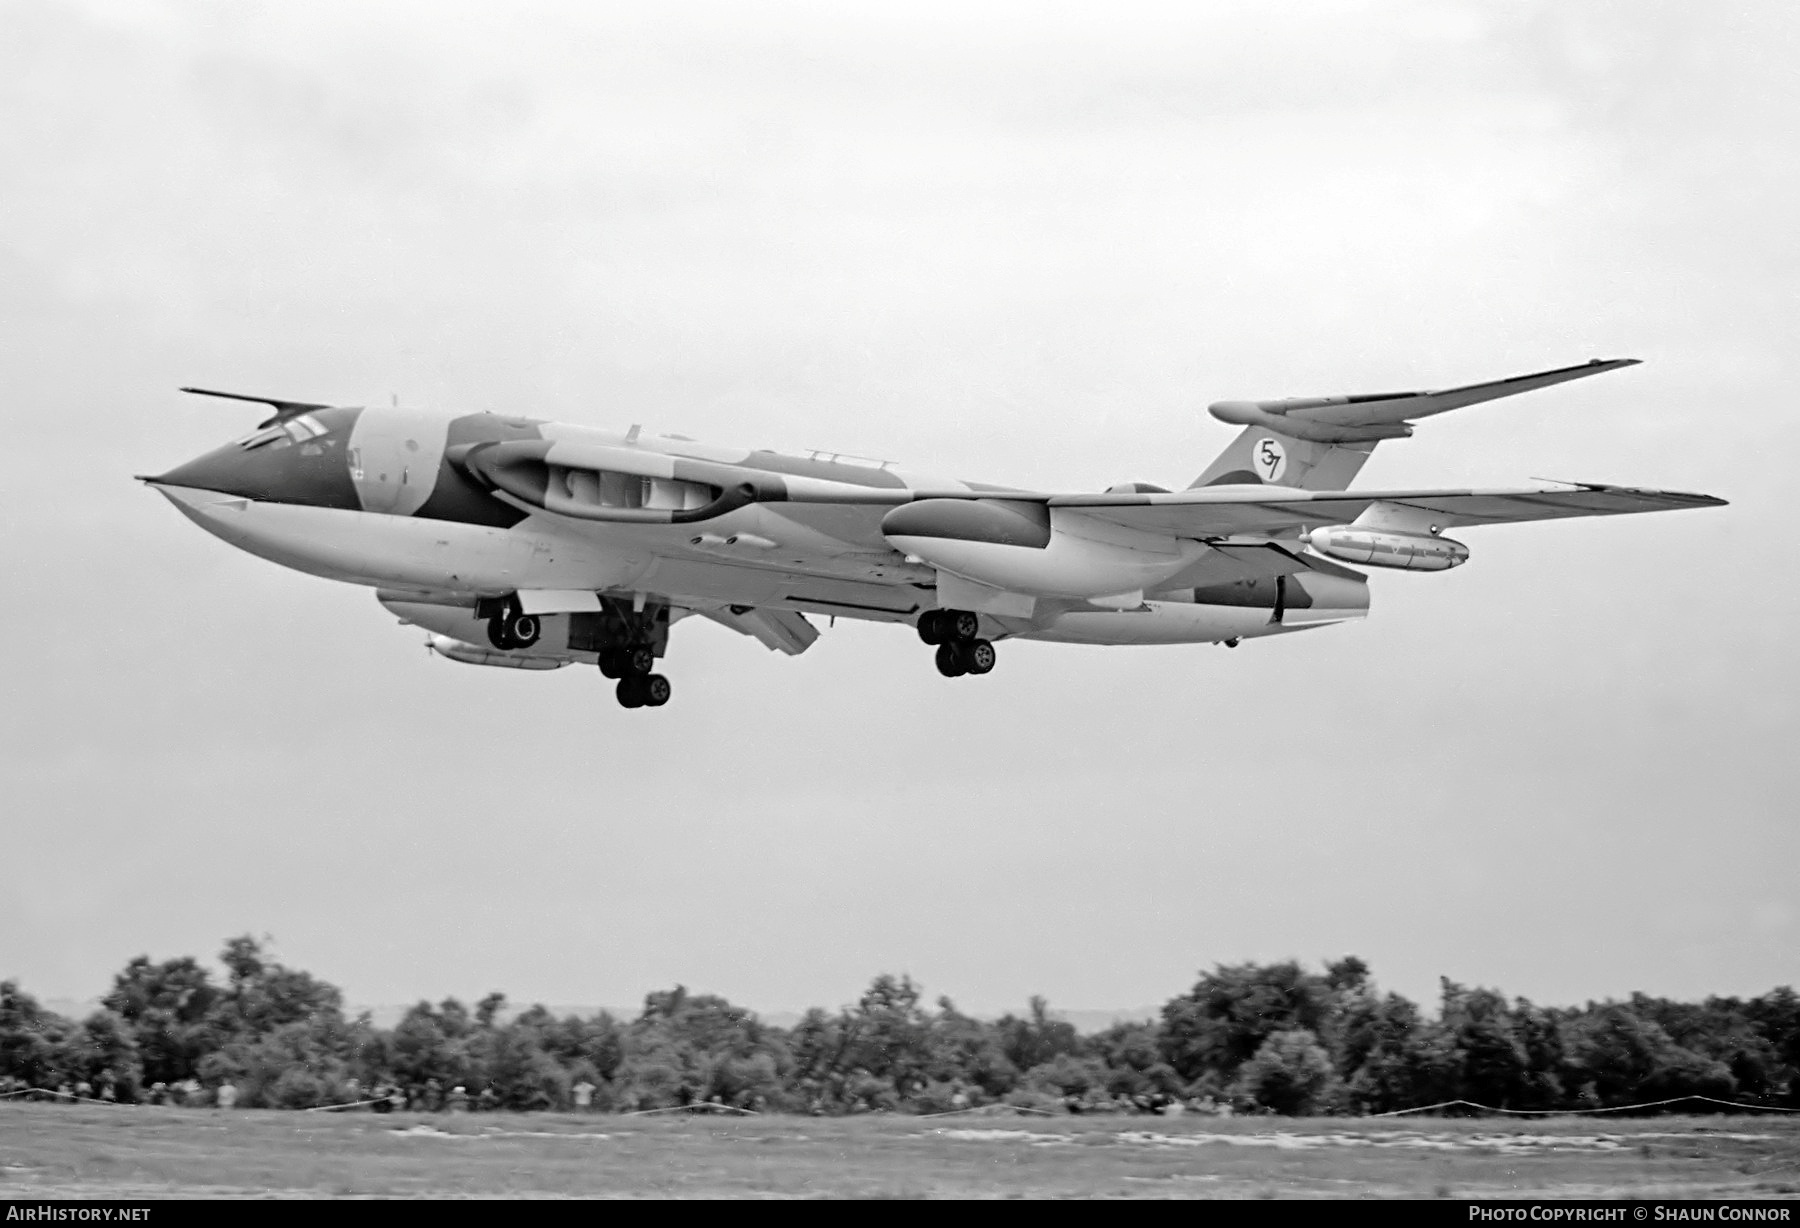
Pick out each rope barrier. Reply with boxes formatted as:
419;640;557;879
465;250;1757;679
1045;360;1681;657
6;1085;1794;1118
1370;1095;1800;1118
918;1104;1057;1119
0;1087;134;1106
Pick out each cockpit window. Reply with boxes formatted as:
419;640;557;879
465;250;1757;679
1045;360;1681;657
235;414;328;451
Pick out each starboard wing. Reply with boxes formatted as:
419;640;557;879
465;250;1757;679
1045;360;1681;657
1047;482;1726;537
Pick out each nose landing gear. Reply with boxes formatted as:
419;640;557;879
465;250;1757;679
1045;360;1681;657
485;605;541;650
921;609;997;678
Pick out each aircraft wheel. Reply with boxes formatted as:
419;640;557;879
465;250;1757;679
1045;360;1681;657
626;645;657;676
616;676;646;708
948;610;981;641
598;649;623;679
503;613;541;648
962;638;997;675
642;674;671;707
934;643;967;678
916;611;946;645
486;617;512;650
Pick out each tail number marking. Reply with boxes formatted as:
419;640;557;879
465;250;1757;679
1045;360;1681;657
1254;437;1288;483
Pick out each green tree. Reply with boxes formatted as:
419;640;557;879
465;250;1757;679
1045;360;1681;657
925;997;1018;1098
1337;991;1462;1113
996;996;1080;1075
62;1011;143;1094
103;955;222;1084
1159;961;1334;1085
1087;1020;1183;1098
842;975;932;1099
1232;1029;1339;1115
0;982;74;1088
1440;980;1531;1108
1743;987;1800;1106
1561;1004;1736;1105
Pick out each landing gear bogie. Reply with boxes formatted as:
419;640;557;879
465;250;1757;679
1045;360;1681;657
615;673;671;708
924;608;999;678
919;607;985;646
934;638;997;677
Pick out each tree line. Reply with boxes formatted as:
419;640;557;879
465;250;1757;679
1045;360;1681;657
2;940;1796;1115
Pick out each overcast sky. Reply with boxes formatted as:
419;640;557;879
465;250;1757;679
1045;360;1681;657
2;0;1795;1019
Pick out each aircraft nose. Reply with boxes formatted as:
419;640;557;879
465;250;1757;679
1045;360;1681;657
141;413;363;511
145;442;260;496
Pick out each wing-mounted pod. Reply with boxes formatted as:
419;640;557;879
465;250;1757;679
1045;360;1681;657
426;634;570;669
1306;526;1468;571
449;439;785;524
1304;500;1468;571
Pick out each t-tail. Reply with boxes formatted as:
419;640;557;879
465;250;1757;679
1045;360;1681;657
1188;358;1640;492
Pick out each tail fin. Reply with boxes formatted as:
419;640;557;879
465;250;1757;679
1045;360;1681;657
1188;358;1639;492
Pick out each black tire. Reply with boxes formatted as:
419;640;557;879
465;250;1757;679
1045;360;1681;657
642;674;671;707
935;643;967;677
505;613;541;648
916;611;946;646
963;638;996;675
598;649;623;679
949;610;981;641
486;617;512;650
626;645;657;676
616;676;645;708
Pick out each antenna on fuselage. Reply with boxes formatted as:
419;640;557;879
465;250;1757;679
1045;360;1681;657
179;387;334;429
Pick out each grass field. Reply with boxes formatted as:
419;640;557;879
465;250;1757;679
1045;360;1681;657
3;1104;1799;1199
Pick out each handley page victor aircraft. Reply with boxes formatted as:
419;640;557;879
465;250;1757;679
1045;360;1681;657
143;359;1723;708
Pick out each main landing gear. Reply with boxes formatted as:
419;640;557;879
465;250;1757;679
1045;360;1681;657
479;594;674;709
917;608;997;678
598;645;670;709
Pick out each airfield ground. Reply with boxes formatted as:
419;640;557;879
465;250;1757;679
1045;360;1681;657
2;1104;1798;1199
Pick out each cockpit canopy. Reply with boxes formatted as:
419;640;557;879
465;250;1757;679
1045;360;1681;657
234;413;333;452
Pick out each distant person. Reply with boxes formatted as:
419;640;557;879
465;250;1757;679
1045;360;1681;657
216;1082;238;1110
572;1080;595;1112
55;1081;74;1104
447;1085;469;1113
477;1087;498;1113
74;1080;93;1101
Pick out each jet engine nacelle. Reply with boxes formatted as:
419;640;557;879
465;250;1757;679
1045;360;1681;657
881;499;1200;599
1306;526;1469;571
426;634;568;670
